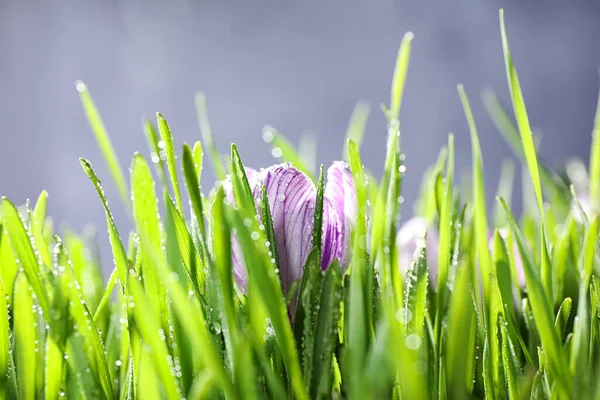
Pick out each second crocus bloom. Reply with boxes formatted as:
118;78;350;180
225;162;358;295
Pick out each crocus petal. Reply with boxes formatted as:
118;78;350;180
489;229;525;288
324;161;358;269
256;164;319;293
396;217;439;287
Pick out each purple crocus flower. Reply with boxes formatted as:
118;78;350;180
224;162;357;295
396;217;439;287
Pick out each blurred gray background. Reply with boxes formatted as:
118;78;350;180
1;0;599;269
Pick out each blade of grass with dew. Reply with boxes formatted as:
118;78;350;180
499;197;572;396
45;246;71;400
131;154;168;327
299;249;323;388
445;264;476;398
343;101;370;161
182;143;207;239
389;32;414;120
13;272;38;400
56;238;115;399
0;198;51;317
371;31;413;259
589;87;600;211
31;190;51;269
500;9;553;302
142;119;168;188
345;139;369;399
554;297;572;341
127;277;181;399
458;85;492;301
436;133;454;324
194;92;226;180
404;239;429;337
209;186;238;375
312;261;343;398
570;216;598;395
79;159;129;290
76;81;130;207
157;113;184;214
228;144;308;400
500;315;520;399
482;90;570;203
0;227;18;305
264;126;315;181
261;185;283;292
0;278;17;400
493;159;515;227
163;192;205;298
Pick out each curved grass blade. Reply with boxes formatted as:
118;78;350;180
311;261;343;398
343;101;370;161
76;81;130;207
131;154;167;325
127;277;180;399
182;143;206;239
79;159;129;291
500;316;520;399
554;297;572;341
56;239;115;400
0;198;51;317
0;279;18;400
142;118;168;188
32;190;52;269
13;273;38;400
389;32;414;120
436;133;454;314
498;197;571;397
156;113;183;214
589;87;600;211
194;92;226;180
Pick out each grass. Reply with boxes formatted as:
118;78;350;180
1;9;600;399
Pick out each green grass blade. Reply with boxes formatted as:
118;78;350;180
458;85;492;299
404;239;429;336
131;153;167;317
32;190;52;268
56;239;115;399
389;32;414;120
436;133;454;311
0;198;51;317
13;273;38;400
194;92;226;180
127;277;181;399
142;118;168;188
589;87;600;211
182;143;207;238
498;197;571;396
554;297;572;340
157;113;184;214
164;193;206;297
500;316;520;399
343;101;370;161
445;264;476;398
0;279;12;400
312;261;343;398
79;159;129;290
76;81;130;207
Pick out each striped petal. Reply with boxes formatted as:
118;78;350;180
324;161;357;270
396;217;439;287
255;164;319;293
